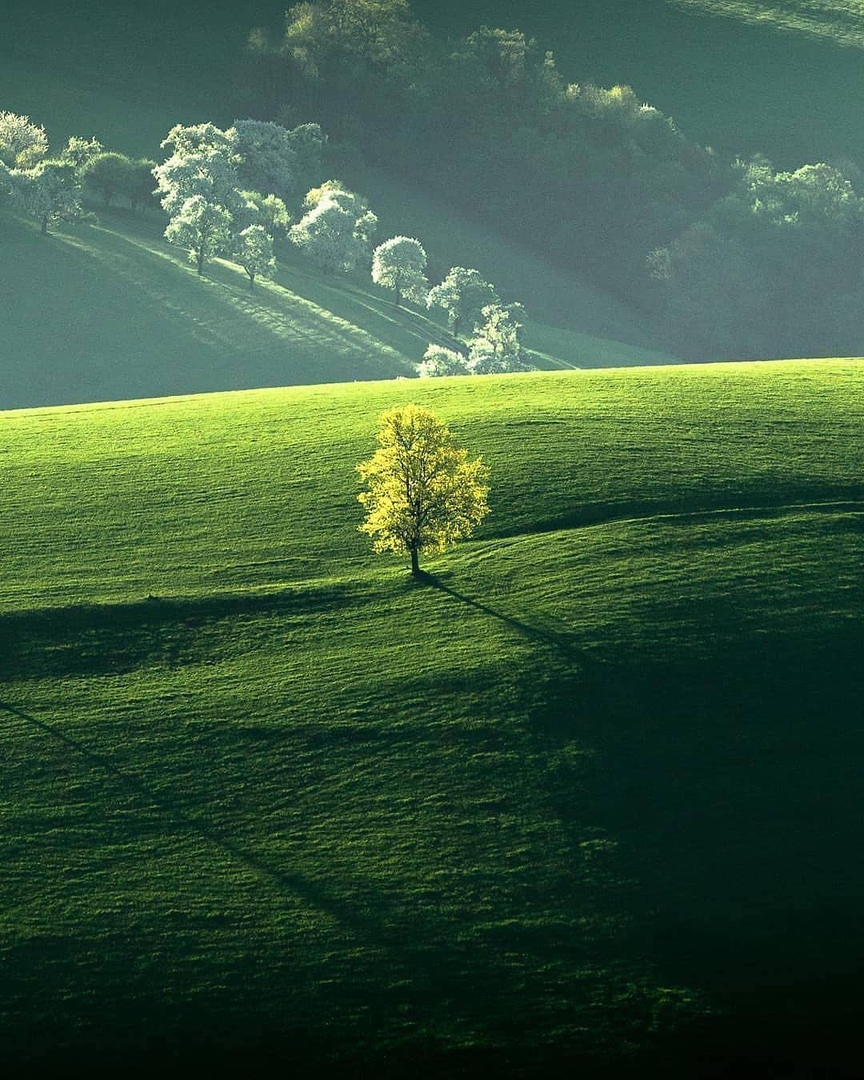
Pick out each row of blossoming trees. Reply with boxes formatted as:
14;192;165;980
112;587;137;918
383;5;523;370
151;120;530;375
0;110;530;378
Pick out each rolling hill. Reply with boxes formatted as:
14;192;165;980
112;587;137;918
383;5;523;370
4;5;864;1074
2;360;863;1076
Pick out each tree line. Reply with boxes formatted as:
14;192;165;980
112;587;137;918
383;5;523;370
241;0;864;361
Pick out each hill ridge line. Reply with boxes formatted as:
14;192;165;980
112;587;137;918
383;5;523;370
497;497;864;544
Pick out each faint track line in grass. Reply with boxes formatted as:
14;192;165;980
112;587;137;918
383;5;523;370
0;698;378;935
0;696;604;1031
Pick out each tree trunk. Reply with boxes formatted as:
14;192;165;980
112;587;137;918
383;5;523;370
410;546;420;577
41;214;49;236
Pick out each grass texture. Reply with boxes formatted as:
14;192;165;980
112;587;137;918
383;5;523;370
1;361;863;1074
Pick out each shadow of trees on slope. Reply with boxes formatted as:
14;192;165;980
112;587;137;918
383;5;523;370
0;584;355;680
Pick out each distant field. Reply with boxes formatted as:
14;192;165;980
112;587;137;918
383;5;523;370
2;362;863;1074
11;0;863;406
672;0;864;45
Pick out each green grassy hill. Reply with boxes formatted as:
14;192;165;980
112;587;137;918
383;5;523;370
2;361;863;1075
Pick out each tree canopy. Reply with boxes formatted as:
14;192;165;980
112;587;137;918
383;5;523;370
427;267;500;337
164;195;233;274
371;235;428;304
0;112;48;169
81;152;134;206
649;158;864;358
10;159;85;235
289;180;377;272
467;303;530;374
153;119;327;276
357;403;490;576
235;223;276;286
417;344;470;378
230;118;326;204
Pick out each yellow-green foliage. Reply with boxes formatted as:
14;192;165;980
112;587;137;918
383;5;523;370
357;403;489;568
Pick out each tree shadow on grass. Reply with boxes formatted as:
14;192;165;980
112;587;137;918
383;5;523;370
0;698;372;931
418;570;596;671
0;583;356;681
415;571;864;1077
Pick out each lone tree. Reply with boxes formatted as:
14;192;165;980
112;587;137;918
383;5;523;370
357;404;490;577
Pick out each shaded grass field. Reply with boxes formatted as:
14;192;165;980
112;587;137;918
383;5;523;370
347;166;672;355
0;206;675;409
0;208;415;409
1;361;863;1075
7;0;864;206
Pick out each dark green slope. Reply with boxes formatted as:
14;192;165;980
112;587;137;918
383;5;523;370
412;0;864;169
